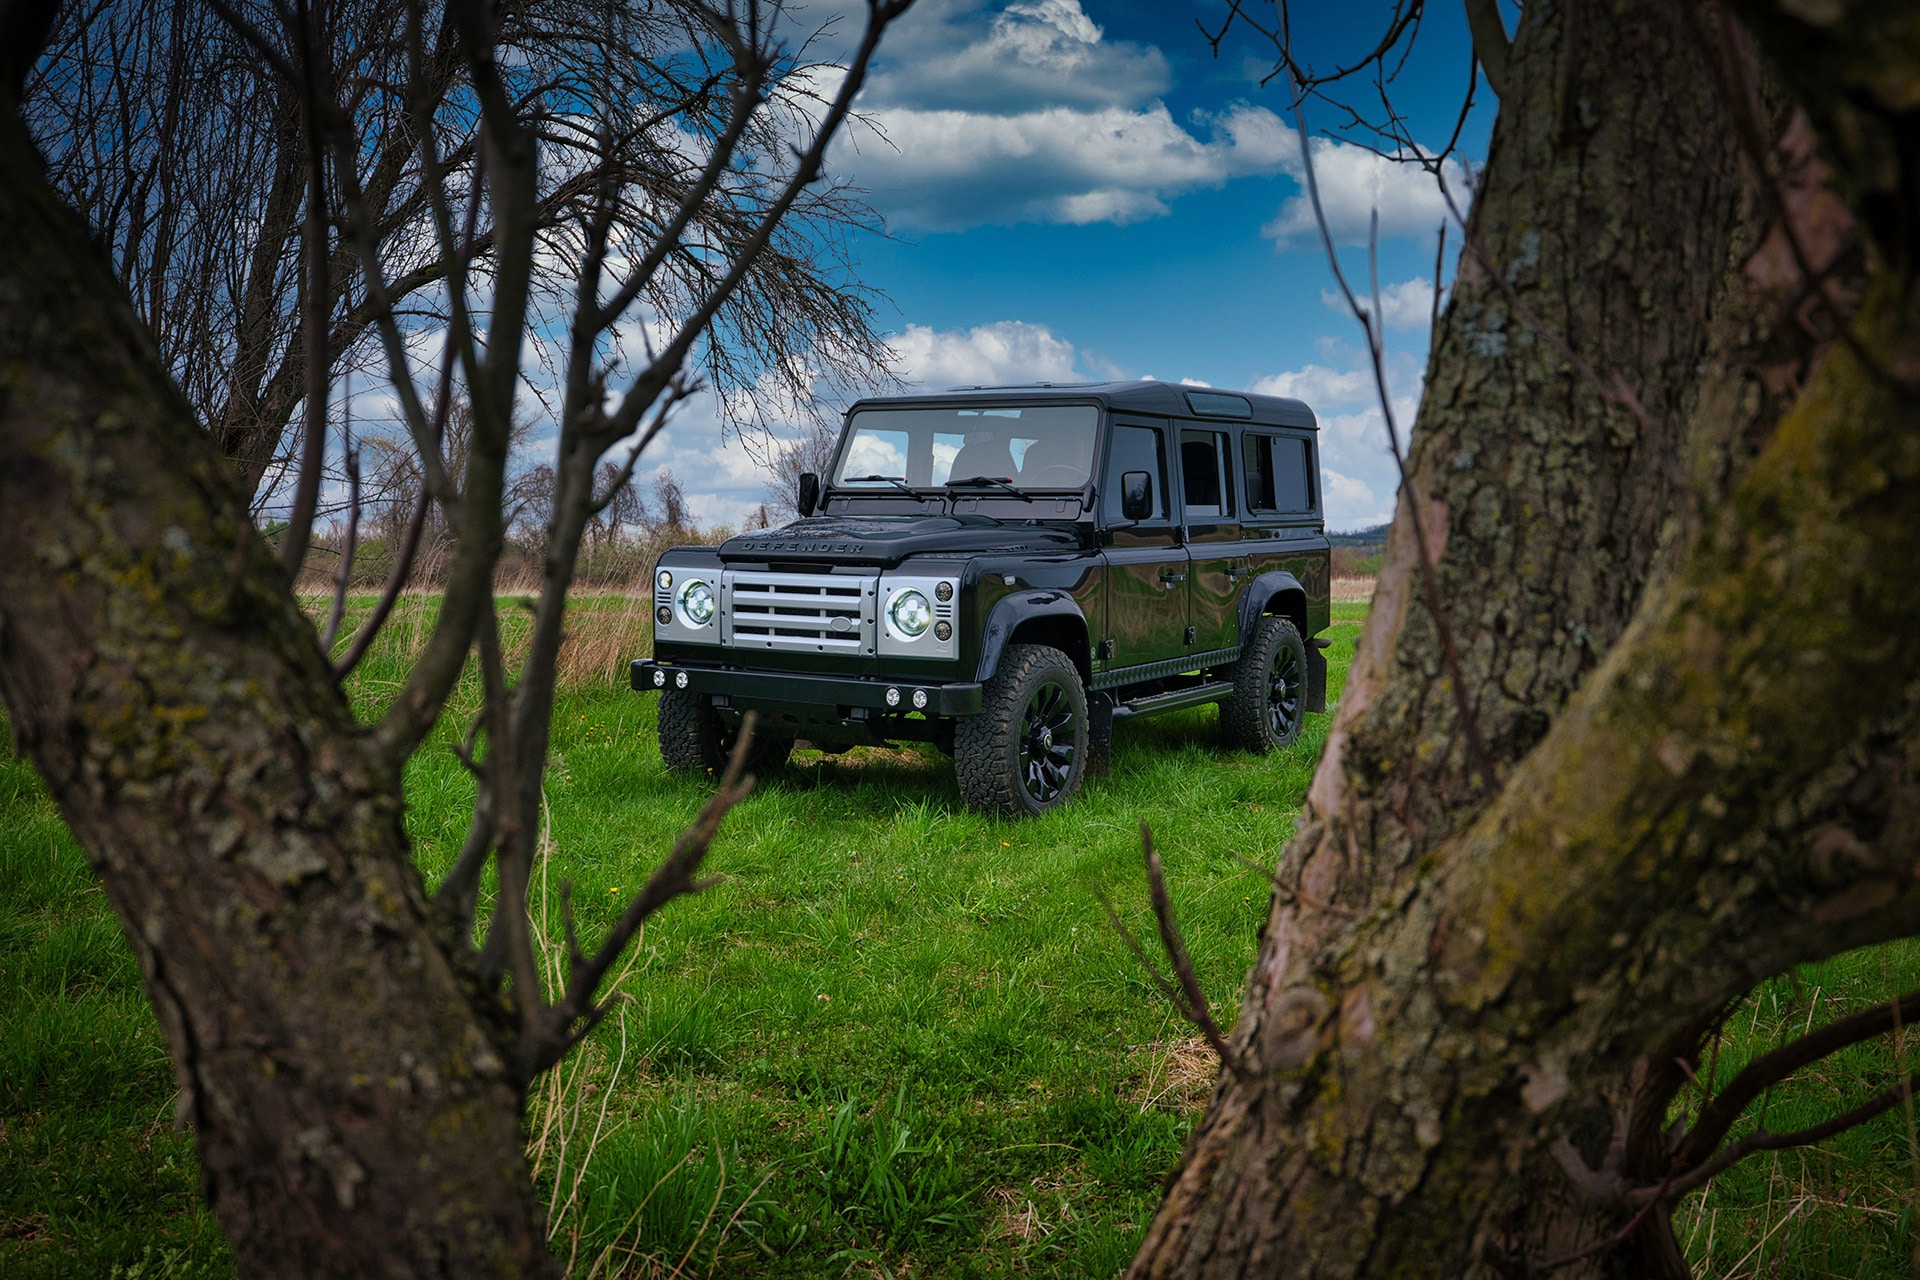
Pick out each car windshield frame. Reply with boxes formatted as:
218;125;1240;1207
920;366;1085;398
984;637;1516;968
829;403;1100;497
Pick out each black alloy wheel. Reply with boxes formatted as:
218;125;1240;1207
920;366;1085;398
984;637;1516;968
1017;678;1079;806
1221;616;1308;753
955;643;1090;817
1264;630;1304;742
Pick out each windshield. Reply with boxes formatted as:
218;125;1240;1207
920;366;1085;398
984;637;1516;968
833;405;1098;491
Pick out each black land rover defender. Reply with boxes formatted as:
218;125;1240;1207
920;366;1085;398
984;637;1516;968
631;380;1331;817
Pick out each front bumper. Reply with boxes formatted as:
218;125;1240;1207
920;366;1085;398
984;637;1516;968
630;661;984;716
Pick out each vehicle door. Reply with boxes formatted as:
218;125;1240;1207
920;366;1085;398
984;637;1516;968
1178;427;1242;654
1241;429;1329;624
1098;419;1187;670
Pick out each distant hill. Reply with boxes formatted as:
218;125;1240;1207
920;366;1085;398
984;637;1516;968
1327;522;1389;548
1328;522;1389;576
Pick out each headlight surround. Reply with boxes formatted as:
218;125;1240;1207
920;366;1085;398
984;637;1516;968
676;577;716;626
887;588;932;638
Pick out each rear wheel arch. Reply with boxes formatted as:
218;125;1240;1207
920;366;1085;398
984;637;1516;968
1237;572;1308;643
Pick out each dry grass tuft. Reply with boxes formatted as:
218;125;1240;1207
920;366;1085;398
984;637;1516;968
1125;1036;1218;1114
1331;575;1376;604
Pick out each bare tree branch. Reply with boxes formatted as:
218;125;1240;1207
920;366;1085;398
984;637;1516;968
318;411;359;652
1677;988;1920;1170
1461;0;1510;98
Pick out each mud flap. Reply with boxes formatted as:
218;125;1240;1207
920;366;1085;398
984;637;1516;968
1087;694;1113;777
1306;638;1329;714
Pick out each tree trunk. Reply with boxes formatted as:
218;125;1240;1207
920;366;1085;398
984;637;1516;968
0;95;557;1278
1131;0;1920;1275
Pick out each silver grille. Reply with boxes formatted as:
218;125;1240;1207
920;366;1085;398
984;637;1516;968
721;569;877;654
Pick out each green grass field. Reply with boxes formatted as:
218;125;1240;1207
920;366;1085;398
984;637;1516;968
4;596;1918;1277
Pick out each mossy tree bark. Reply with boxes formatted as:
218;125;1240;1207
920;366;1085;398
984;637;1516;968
0;84;558;1280
1131;1;1920;1276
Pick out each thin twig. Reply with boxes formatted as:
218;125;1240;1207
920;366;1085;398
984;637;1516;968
1142;826;1245;1075
1225;849;1360;919
1097;827;1247;1077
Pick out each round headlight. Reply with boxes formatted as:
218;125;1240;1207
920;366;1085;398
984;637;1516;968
888;589;932;638
676;578;716;626
657;569;673;591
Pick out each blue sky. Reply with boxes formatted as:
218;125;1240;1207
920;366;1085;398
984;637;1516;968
622;0;1500;532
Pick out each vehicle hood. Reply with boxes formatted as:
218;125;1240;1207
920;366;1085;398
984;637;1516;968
717;515;1081;567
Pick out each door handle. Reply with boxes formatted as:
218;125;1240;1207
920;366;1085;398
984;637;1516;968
1159;571;1187;586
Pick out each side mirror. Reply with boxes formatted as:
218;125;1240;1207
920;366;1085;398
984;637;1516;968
1120;470;1153;521
797;472;820;517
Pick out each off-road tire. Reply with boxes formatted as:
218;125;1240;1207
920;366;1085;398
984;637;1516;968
1221;616;1308;753
955;643;1089;818
657;688;792;776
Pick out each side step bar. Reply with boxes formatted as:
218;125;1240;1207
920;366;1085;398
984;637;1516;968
1109;681;1233;721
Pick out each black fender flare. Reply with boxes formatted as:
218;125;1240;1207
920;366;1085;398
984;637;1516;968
975;592;1089;684
1237;570;1308;639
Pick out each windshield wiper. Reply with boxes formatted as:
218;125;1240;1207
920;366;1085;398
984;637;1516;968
852;474;919;496
946;474;1035;502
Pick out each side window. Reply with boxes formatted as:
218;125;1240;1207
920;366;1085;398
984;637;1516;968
1102;424;1169;523
1243;434;1315;514
1244;434;1275;511
1273;437;1313;512
1179;430;1228;518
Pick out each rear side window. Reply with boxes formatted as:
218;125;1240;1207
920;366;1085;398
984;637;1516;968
1243;433;1315;514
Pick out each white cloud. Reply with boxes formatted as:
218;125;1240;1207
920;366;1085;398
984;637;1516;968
1321;278;1438;331
889;320;1083;389
835;100;1295;231
1249;363;1372;405
1321;467;1377;512
860;0;1170;113
1263;142;1470;247
819;0;1469;237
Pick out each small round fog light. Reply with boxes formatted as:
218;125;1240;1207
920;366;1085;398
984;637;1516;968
675;671;690;689
912;689;929;709
884;686;901;707
934;621;952;641
652;669;666;687
656;605;673;625
935;581;953;601
657;569;673;591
